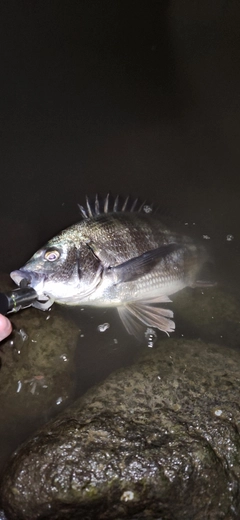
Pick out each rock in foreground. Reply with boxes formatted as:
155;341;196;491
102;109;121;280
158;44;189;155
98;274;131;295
1;339;240;520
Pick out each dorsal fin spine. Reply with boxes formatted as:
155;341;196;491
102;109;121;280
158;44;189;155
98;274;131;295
122;196;129;211
130;198;138;212
138;200;146;212
113;195;119;212
95;194;100;215
78;204;88;219
104;193;109;213
86;196;93;218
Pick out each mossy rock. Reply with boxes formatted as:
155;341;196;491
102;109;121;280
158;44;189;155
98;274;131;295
1;338;240;520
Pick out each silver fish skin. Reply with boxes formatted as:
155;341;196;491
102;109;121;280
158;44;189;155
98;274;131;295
10;196;208;338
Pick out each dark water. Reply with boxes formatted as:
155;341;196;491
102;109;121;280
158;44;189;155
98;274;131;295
1;0;240;501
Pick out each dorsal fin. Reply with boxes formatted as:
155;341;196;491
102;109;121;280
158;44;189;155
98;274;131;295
78;194;155;219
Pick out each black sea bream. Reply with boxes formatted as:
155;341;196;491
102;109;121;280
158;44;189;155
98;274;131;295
11;195;208;338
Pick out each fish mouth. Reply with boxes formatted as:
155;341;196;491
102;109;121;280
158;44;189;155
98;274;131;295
10;269;32;287
10;269;42;286
10;269;54;311
10;269;47;296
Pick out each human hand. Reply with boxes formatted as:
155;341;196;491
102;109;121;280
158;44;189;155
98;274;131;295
0;314;12;341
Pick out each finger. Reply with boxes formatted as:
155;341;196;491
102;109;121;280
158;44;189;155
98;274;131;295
0;314;12;341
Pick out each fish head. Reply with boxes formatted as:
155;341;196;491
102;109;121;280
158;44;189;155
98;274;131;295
10;231;103;305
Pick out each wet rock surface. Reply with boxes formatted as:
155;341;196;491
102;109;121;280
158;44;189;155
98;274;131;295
1;338;240;520
0;273;80;470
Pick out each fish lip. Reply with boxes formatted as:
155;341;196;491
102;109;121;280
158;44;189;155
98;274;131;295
10;269;31;286
10;269;45;289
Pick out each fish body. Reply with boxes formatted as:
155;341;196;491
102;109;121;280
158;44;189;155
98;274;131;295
11;196;207;338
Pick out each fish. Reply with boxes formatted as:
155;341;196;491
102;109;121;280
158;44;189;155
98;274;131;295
10;195;208;339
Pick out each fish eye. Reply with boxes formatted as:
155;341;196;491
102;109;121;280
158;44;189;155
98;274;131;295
44;249;60;262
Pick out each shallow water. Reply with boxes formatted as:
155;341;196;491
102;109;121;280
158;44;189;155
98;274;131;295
0;0;240;504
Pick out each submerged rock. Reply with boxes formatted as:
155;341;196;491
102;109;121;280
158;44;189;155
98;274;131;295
1;339;240;520
0;273;80;471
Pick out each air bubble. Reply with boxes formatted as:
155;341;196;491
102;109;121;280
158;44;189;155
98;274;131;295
16;380;22;393
226;234;234;241
143;205;152;214
97;323;110;332
60;354;68;362
145;327;157;347
18;329;28;342
121;490;134;502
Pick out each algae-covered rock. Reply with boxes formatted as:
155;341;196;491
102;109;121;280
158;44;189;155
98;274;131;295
1;338;240;520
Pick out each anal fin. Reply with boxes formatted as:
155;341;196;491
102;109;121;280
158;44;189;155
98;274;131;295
117;299;175;340
118;306;144;339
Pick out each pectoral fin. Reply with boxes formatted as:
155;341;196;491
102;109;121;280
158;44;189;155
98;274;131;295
109;243;180;284
117;299;175;340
